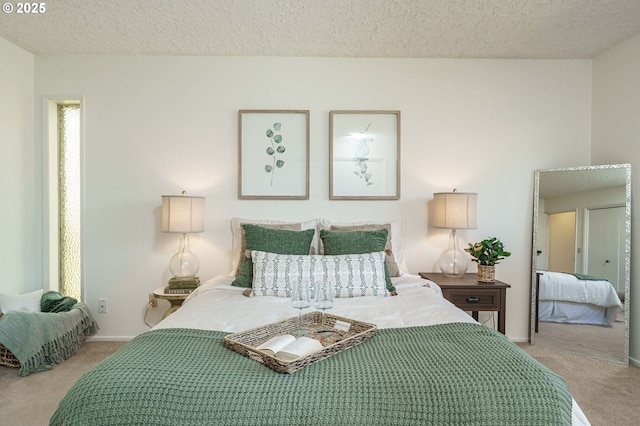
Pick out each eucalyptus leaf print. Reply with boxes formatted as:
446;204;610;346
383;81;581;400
353;123;374;186
264;122;286;186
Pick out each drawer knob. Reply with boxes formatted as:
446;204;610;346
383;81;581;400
466;296;480;303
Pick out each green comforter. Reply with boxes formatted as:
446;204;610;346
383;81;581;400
50;323;572;426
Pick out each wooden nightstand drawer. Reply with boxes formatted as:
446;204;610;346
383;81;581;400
444;288;501;311
419;272;511;334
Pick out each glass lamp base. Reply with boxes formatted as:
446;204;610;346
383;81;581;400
437;248;470;278
169;233;200;278
169;251;200;278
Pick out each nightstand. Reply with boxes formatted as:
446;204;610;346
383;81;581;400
419;272;511;334
152;287;190;319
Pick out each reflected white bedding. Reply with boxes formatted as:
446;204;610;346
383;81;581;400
538;300;612;325
538;271;622;325
154;272;590;426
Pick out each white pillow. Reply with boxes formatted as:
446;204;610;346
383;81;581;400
318;219;408;273
251;250;389;298
230;217;318;276
0;289;44;313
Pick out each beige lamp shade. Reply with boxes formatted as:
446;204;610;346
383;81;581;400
161;193;205;279
161;195;205;233
432;191;478;230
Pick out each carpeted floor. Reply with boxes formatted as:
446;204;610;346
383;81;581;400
519;343;640;426
1;340;639;425
0;341;126;426
534;311;626;363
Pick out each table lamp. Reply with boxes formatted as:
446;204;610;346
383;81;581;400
432;190;477;278
161;192;205;279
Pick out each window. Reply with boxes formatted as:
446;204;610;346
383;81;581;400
46;100;82;300
58;104;81;300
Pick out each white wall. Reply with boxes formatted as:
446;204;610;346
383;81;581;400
540;186;626;275
30;55;592;340
0;38;34;293
593;33;640;364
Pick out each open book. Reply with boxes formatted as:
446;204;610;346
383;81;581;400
256;335;323;361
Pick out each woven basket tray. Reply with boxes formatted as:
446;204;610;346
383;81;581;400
0;312;20;368
225;311;376;374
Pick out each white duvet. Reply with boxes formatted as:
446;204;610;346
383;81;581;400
538;271;622;308
154;272;590;426
154;273;475;332
538;271;622;325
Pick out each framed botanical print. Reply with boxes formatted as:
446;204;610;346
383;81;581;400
238;110;310;199
329;110;401;200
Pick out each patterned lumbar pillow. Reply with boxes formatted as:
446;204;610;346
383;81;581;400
251;250;389;298
319;228;396;294
231;225;316;288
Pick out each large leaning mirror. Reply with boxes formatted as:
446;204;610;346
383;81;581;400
530;164;631;365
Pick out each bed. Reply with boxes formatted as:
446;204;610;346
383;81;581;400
50;219;590;425
537;271;623;327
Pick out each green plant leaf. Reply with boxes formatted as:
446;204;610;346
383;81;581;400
276;160;285;168
266;147;275;155
266;129;274;138
274;135;283;143
464;237;511;266
273;123;281;131
265;165;273;172
276;146;285;153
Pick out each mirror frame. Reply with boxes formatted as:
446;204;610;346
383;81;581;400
530;163;631;365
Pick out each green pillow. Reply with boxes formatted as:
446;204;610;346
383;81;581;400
320;229;396;294
41;291;78;313
231;224;316;288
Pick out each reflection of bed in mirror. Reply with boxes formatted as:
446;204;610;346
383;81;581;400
530;164;631;365
536;271;623;330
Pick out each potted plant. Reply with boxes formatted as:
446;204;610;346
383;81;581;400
465;237;511;283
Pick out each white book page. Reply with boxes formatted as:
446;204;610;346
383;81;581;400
275;336;323;361
256;335;296;356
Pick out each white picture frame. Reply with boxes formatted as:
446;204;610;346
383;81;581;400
329;110;400;200
238;110;310;199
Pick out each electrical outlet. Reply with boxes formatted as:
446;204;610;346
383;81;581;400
148;293;157;307
98;298;108;313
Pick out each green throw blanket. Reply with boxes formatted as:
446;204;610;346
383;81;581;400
41;291;78;313
50;323;572;426
571;273;609;282
0;303;98;376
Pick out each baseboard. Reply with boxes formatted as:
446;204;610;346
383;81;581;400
630;355;640;367
509;337;529;343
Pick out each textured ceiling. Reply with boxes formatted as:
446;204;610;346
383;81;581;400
1;0;640;58
538;166;628;199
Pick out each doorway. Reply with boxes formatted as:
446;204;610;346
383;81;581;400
548;211;576;273
585;206;625;294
